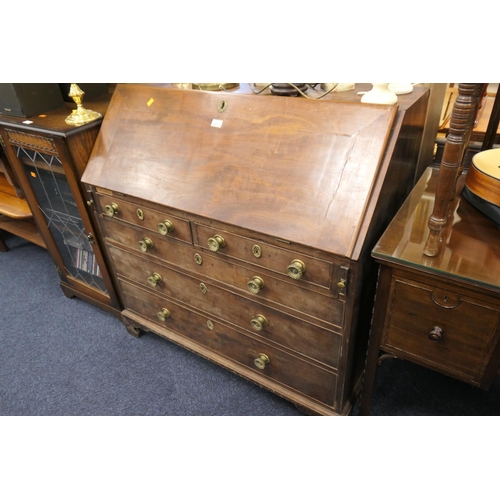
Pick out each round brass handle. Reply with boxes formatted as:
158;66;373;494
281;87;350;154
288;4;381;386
286;259;306;280
250;314;268;332
207;235;226;252
247;276;265;294
157;219;174;235
157;308;170;321
428;326;444;342
104;202;119;217
254;353;270;370
138;237;154;252
147;272;162;287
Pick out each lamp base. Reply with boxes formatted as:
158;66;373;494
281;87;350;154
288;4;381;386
270;83;308;96
65;107;102;126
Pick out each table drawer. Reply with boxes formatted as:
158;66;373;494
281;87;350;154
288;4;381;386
114;255;342;368
107;243;344;328
195;223;334;289
119;278;338;407
94;192;192;244
382;277;500;381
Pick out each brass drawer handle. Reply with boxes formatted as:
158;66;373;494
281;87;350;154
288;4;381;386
286;259;306;280
250;314;268;332
104;202;119;217
158;219;174;235
428;326;444;342
247;276;264;294
207;234;226;252
254;353;270;370
147;272;162;287
157;308;170;321
138;236;154;252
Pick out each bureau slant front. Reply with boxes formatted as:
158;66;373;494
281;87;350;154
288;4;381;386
81;84;428;415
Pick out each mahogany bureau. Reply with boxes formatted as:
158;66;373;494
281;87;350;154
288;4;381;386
81;84;428;415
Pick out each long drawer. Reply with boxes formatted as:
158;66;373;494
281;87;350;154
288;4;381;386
101;219;344;326
108;244;342;367
194;223;334;290
119;278;338;407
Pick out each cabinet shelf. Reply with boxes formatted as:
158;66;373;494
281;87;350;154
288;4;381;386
0;169;46;249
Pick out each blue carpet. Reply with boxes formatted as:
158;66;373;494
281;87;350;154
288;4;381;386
2;230;500;416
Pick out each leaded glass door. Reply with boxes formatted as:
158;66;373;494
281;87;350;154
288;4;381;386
16;144;108;294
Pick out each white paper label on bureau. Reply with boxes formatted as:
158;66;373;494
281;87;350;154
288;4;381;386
211;119;223;128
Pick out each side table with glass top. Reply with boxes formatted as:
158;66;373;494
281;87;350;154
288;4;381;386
359;167;500;415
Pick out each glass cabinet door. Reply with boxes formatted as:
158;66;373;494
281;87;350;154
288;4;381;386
15;144;108;295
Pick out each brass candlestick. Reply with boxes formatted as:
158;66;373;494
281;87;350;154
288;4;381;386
65;83;102;126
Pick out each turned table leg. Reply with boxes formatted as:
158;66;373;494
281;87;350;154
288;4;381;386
424;83;485;257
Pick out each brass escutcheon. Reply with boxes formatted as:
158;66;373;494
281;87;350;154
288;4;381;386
138;237;153;252
254;353;270;370
157;308;170;321
147;272;162;287
252;244;262;258
207;235;226;252
286;259;306;280
104;202;119;217
247;276;264;294
250;314;268;332
158;219;174;235
206;320;214;330
218;100;227;113
194;253;203;265
199;283;208;294
136;208;144;220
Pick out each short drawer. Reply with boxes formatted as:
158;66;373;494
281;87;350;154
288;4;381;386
195;223;334;290
113;249;342;368
119;278;338;408
94;192;192;244
107;244;344;328
382;277;500;381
